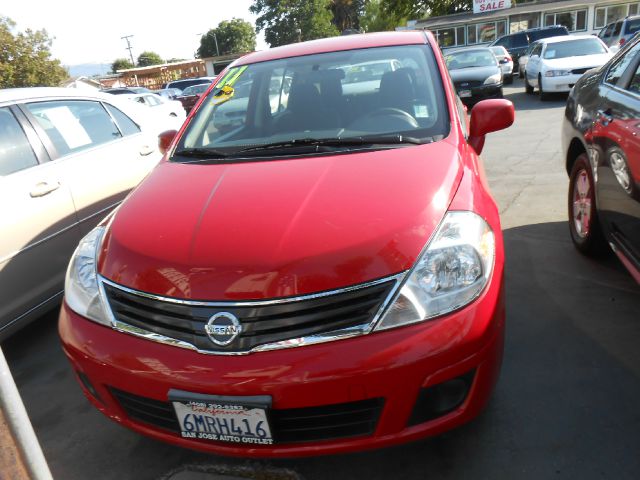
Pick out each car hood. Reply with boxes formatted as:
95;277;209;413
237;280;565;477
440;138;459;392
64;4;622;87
99;142;463;300
449;65;500;83
543;53;612;70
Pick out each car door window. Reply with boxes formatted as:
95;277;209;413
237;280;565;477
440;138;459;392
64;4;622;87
613;21;623;36
148;95;162;106
0;107;39;176
531;44;542;57
494;36;510;48
513;33;528;48
605;43;640;86
601;24;615;42
104;104;141;136
26;100;121;156
626;62;640;93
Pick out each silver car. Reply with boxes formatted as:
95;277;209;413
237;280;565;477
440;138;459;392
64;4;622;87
490;46;514;84
0;88;165;339
598;15;640;52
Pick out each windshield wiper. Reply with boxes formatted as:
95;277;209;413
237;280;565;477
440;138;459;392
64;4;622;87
237;134;425;154
173;147;229;161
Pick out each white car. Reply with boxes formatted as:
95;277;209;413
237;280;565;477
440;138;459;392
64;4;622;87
490;46;514;84
517;40;540;79
0;88;165;338
123;93;186;131
524;35;612;100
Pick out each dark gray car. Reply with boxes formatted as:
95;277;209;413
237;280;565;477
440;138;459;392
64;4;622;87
445;47;503;106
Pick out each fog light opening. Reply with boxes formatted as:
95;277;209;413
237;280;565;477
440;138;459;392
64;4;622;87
76;370;103;404
408;369;476;426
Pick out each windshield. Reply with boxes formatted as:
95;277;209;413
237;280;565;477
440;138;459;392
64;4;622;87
445;49;497;69
543;39;608;59
182;84;210;96
174;44;449;161
625;19;640;34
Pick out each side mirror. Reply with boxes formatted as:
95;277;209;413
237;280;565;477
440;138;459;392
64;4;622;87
158;130;178;155
468;99;514;154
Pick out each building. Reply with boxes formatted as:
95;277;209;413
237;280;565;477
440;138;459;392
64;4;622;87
116;60;207;90
407;0;640;48
202;52;251;76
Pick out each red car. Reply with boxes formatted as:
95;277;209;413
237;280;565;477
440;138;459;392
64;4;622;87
176;83;211;114
59;31;514;457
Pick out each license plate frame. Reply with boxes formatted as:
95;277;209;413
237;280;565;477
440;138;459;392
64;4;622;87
169;389;274;445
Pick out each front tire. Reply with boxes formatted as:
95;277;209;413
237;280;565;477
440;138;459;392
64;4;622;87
539;74;548;101
524;72;534;94
568;154;608;256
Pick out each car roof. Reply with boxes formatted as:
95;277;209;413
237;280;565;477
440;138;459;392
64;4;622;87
446;46;493;55
539;35;597;45
0;87;119;104
235;31;428;66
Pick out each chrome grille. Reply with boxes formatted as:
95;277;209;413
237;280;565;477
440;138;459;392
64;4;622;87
101;276;398;353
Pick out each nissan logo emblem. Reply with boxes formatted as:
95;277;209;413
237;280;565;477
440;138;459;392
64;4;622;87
204;312;242;346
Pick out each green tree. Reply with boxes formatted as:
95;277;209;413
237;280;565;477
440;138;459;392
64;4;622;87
0;17;67;88
111;58;134;72
137;51;163;67
378;0;472;21
360;0;406;32
198;18;257;58
330;0;365;32
251;0;339;48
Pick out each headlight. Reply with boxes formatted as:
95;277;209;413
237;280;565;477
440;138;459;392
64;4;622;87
64;226;111;326
545;70;571;77
483;73;502;85
375;211;495;331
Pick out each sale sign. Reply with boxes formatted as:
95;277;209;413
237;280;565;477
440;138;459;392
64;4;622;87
473;0;512;14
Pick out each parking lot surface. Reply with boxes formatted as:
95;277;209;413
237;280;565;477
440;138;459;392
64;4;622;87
4;79;640;479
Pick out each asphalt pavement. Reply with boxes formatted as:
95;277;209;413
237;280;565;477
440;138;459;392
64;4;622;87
3;79;640;480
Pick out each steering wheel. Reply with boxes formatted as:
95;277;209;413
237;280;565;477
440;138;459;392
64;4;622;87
364;107;419;128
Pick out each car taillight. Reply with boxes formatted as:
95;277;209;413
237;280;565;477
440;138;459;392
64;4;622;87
506;55;512;62
619;38;626;46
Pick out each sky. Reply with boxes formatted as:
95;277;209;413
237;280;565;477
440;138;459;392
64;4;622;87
3;0;268;68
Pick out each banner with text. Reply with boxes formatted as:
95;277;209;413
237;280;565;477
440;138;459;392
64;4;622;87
473;0;511;14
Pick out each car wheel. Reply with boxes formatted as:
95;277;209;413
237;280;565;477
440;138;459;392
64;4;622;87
539;74;548;101
524;72;534;94
505;74;513;85
568;154;608;256
519;69;524;79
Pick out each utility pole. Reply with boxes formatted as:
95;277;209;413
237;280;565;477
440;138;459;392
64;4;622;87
121;35;135;66
213;32;220;57
120;34;139;86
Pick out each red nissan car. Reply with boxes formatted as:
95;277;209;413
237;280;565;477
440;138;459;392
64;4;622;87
59;31;514;457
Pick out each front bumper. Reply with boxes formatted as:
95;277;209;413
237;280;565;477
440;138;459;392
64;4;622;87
59;269;505;457
501;64;513;76
542;74;582;93
459;84;503;106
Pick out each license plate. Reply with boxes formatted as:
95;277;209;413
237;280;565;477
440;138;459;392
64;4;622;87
459;90;472;98
170;390;273;445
